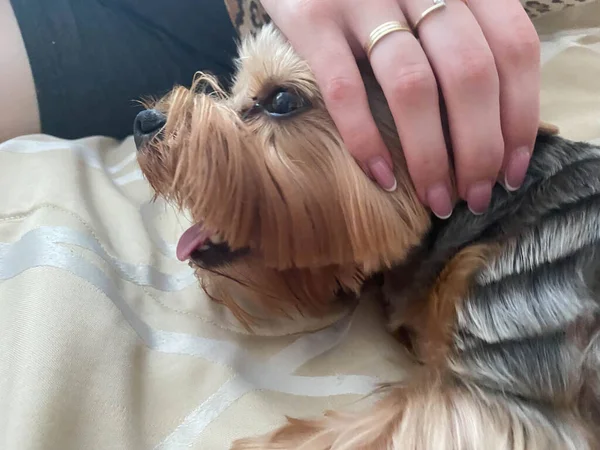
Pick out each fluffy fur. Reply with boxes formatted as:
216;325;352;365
136;24;600;449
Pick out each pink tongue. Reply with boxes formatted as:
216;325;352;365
176;223;213;261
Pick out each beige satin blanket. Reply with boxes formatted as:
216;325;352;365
1;3;600;449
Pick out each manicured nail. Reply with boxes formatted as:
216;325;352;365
466;180;493;215
426;183;453;219
504;147;531;191
368;156;397;192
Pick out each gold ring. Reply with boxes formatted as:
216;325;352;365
413;0;447;33
364;21;413;58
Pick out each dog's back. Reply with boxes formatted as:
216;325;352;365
381;132;600;449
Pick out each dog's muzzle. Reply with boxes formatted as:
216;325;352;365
133;109;167;150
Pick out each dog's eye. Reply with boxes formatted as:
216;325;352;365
263;89;308;117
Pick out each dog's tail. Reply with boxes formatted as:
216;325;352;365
231;371;593;450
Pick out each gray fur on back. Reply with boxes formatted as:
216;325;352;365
383;133;600;447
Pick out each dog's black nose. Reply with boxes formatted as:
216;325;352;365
134;109;166;150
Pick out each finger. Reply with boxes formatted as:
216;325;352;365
348;3;454;218
262;1;397;191
403;0;504;215
467;0;540;191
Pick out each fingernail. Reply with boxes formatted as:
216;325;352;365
368;156;397;192
426;183;453;219
504;147;531;191
466;180;493;215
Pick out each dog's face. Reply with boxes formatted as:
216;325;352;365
134;24;430;323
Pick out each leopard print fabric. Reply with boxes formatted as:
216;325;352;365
524;0;598;17
223;0;598;37
223;0;271;38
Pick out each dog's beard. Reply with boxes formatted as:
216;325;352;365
139;78;260;257
199;256;366;326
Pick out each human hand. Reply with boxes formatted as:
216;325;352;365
260;0;540;218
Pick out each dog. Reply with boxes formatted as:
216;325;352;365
134;23;600;450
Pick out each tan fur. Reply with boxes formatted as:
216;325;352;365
231;368;591;450
400;244;499;366
538;120;560;135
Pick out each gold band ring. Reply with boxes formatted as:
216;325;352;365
413;0;447;32
364;21;413;58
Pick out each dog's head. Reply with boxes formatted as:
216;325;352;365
134;24;430;323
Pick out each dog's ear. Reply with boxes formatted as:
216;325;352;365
357;61;435;182
327;63;432;272
359;62;458;184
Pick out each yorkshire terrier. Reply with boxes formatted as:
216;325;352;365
134;24;600;450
